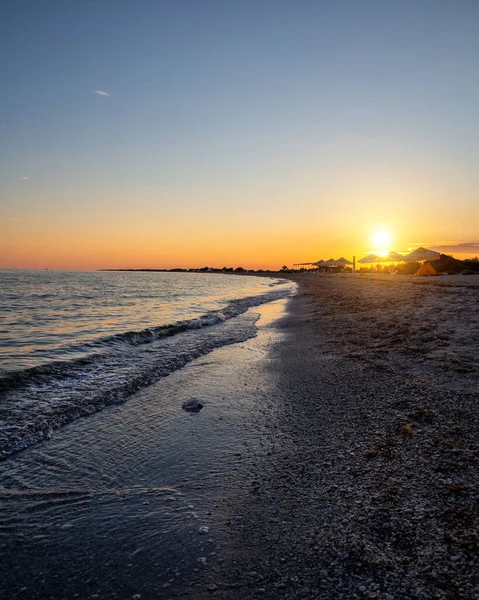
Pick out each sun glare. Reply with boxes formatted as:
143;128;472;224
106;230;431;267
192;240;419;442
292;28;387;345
372;229;392;255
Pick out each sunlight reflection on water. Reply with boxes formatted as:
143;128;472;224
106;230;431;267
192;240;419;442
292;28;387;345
0;270;288;370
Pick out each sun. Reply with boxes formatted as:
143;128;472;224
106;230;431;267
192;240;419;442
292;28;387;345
371;228;392;255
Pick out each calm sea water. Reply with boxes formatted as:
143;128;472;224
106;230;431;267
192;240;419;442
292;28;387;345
0;270;296;459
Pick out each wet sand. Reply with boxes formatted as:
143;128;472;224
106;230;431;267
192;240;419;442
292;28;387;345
2;275;478;599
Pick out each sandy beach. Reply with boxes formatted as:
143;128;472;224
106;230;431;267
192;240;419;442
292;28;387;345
187;273;478;599
2;274;478;599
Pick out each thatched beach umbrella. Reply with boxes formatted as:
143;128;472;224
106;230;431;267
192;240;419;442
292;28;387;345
336;257;353;266
358;253;380;264
357;254;381;272
381;251;406;263
404;247;440;263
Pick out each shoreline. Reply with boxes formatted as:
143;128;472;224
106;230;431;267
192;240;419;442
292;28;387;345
0;273;294;461
189;274;478;599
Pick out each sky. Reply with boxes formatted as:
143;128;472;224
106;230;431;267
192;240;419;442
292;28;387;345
1;0;478;269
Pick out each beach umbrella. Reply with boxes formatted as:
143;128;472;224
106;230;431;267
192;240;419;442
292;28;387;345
314;258;335;267
381;251;406;263
335;257;353;266
404;247;440;263
357;254;381;272
357;254;380;264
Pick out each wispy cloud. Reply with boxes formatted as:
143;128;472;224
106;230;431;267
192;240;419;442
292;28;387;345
21;176;29;180
94;90;110;96
401;241;479;255
430;241;479;254
0;217;20;222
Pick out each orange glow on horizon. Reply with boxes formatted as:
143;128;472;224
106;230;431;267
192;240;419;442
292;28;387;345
1;190;478;270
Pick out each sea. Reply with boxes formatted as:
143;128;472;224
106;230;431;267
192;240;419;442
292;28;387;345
1;269;299;596
0;269;296;460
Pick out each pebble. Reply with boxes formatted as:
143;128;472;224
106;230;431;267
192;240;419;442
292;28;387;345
182;398;204;412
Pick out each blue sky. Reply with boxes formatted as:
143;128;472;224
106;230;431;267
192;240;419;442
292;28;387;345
1;0;479;267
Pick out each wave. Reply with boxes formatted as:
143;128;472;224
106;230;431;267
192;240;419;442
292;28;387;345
0;286;295;460
0;289;290;391
268;278;290;287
